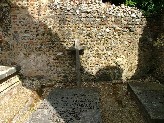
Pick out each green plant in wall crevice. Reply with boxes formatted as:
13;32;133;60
125;0;137;7
153;33;164;48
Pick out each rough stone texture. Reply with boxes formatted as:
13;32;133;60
26;88;102;123
128;82;164;123
0;0;150;84
0;84;41;123
0;67;41;123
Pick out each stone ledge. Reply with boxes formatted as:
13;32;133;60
0;66;17;81
0;65;20;95
128;82;164;123
0;75;21;95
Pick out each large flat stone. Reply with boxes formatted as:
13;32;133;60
26;88;102;123
128;82;164;123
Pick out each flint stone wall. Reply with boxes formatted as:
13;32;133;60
0;0;148;83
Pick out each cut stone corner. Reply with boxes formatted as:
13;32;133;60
0;65;17;81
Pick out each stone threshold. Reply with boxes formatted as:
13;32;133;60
128;82;164;123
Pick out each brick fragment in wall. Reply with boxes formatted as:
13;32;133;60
0;0;151;83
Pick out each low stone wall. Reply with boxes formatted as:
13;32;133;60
0;0;150;83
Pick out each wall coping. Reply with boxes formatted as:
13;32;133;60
0;66;17;81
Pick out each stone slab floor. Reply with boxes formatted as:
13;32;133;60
1;80;146;123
